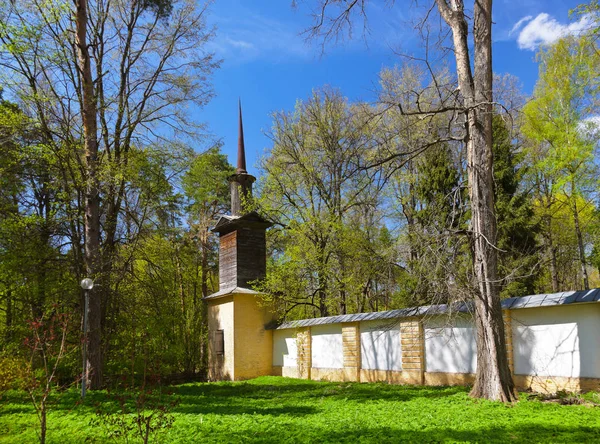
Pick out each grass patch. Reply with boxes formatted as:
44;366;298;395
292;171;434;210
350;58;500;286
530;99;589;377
1;376;600;443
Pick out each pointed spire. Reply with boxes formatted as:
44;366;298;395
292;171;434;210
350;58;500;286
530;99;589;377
237;98;247;174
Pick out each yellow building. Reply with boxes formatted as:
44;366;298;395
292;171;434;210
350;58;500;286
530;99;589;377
205;102;274;380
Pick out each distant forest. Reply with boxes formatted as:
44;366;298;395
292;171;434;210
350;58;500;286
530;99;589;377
0;0;598;382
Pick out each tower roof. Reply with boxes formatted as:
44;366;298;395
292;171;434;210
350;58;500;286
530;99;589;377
237;99;247;174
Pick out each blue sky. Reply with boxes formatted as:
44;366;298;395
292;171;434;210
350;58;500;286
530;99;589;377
200;0;588;175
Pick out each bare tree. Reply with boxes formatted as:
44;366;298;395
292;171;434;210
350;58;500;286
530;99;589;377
301;0;516;401
0;0;218;388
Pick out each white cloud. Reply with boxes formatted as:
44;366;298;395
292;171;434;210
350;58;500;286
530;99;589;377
206;1;415;64
207;11;312;64
509;15;533;36
516;13;593;50
225;39;255;51
579;115;600;139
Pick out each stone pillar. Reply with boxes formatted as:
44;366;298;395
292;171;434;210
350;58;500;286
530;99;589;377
296;327;312;380
400;318;425;385
503;310;514;375
342;323;360;382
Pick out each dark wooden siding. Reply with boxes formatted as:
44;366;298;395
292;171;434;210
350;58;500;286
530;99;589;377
236;227;267;288
218;224;267;289
219;231;237;289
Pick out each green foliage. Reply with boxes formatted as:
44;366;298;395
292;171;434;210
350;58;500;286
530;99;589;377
0;0;219;388
257;88;396;318
523;36;599;291
182;145;234;219
572;1;600;40
142;0;174;19
414;145;461;231
1;378;600;442
93;387;179;443
103;145;233;380
492;115;539;298
406;144;470;305
0;354;27;392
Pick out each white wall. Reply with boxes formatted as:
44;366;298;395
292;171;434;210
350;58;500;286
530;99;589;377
360;320;402;371
425;316;477;373
272;329;297;367
512;304;600;378
271;302;600;380
311;324;344;369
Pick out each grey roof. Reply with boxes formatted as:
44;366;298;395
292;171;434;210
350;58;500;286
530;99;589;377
204;286;261;301
272;289;600;330
274;304;466;330
211;211;272;234
502;288;600;309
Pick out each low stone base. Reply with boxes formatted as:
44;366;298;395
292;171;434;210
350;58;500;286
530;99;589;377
424;372;475;386
271;367;600;394
360;369;422;384
311;368;346;382
272;366;300;379
514;374;600;393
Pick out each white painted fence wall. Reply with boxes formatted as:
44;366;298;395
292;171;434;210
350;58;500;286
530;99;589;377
311;324;344;369
512;304;600;378
272;329;298;367
272;303;600;379
360;320;402;371
424;316;477;374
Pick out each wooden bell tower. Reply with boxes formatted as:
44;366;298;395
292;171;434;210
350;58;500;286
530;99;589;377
204;101;274;381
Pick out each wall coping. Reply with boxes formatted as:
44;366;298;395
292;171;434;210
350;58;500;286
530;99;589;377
271;289;600;330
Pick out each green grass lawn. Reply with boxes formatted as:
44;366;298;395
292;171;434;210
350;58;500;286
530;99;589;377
1;376;600;443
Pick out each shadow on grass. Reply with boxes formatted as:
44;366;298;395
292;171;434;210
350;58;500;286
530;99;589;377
173;377;468;404
168;377;469;417
3;377;600;443
1;378;470;417
172;422;600;443
332;424;600;443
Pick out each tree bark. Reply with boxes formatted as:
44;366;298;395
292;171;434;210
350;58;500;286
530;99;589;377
75;0;102;389
5;289;12;342
548;237;559;292
436;0;516;401
571;182;589;290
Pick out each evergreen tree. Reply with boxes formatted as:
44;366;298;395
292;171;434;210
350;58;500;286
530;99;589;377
492;114;539;298
403;143;470;306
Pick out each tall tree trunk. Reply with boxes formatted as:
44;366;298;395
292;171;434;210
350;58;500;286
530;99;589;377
5;289;12;342
436;0;516;401
75;0;102;389
548;238;559;292
571;182;589;290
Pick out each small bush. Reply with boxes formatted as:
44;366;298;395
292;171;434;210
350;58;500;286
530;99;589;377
0;354;27;392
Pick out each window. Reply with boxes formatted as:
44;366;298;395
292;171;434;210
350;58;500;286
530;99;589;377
215;330;224;356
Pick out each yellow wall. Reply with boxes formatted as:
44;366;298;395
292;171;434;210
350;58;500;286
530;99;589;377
360;369;421;384
233;293;274;380
514;375;600;393
400;319;424;385
271;366;300;378
342;323;360;382
310;368;347;381
297;328;312;379
208;293;273;380
424;372;476;386
207;296;234;380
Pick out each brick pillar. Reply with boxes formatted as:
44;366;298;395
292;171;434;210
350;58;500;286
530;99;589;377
296;327;312;380
342;323;360;382
400;318;425;385
503;310;514;375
